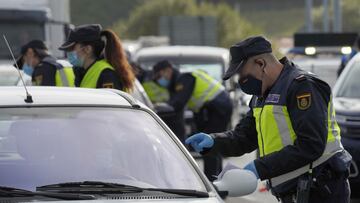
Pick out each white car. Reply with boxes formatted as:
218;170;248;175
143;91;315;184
0;86;257;202
0;60;32;86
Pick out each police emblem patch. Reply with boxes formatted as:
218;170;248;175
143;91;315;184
102;83;114;88
35;75;43;86
175;84;184;92
296;93;311;110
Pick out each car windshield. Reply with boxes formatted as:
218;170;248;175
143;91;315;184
335;60;360;98
0;107;206;192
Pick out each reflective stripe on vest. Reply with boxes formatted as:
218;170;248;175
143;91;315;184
187;70;224;112
254;97;343;187
55;67;75;87
80;59;114;88
142;81;169;103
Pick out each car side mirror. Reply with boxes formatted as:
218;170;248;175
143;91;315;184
213;169;258;197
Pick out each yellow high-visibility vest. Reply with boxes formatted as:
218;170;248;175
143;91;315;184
187;70;224;112
55;67;75;87
252;68;343;187
142;81;169;103
80;59;115;88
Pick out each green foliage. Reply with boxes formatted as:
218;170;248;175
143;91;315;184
70;0;144;28
313;0;360;32
111;0;263;47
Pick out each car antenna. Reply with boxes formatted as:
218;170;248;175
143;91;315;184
3;35;33;103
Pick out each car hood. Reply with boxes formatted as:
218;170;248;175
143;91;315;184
334;97;360;114
23;197;222;203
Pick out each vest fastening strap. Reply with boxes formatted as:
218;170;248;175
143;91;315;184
58;68;69;87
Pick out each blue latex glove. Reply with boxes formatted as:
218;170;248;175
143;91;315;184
185;132;214;153
244;161;259;179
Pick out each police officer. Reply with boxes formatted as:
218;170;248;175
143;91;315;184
153;60;233;181
132;62;170;104
16;40;75;86
142;80;170;104
337;36;360;77
186;36;351;203
59;24;135;91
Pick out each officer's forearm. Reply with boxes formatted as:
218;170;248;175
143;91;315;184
205;131;258;157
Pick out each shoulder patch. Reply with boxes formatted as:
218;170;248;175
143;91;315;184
35;75;43;86
102;82;114;89
296;93;311;110
175;84;184;92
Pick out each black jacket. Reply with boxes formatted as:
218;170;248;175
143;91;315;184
32;56;60;86
166;70;195;112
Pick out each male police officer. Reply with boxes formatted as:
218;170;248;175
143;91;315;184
153;60;233;181
186;36;351;203
16;40;74;86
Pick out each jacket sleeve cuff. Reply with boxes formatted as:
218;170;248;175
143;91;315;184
199;133;223;156
254;158;270;180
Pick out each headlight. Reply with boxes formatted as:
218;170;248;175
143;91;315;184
341;46;352;55
305;47;316;55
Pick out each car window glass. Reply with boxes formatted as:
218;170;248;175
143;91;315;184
336;61;360;98
0;107;206;192
178;64;222;81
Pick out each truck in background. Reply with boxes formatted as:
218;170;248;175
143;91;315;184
0;0;71;86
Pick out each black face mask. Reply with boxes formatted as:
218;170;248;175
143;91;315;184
238;75;262;96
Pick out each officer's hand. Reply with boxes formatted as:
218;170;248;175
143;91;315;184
244;161;259;179
185;132;214;153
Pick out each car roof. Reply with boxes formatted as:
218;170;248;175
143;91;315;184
134;46;229;60
0;86;144;107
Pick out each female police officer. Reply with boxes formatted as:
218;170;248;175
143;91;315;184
16;40;74;86
59;24;135;92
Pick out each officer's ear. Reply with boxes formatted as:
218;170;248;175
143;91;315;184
254;58;266;72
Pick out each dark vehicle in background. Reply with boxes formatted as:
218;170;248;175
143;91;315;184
333;53;360;197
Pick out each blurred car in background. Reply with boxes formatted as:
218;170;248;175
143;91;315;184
0;61;31;86
0;86;257;202
333;52;360;197
134;46;242;130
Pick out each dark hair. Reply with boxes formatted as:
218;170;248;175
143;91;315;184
32;48;49;59
80;30;135;92
153;60;173;73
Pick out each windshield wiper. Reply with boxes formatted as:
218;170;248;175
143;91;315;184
37;181;209;198
144;188;209;198
37;181;143;193
0;186;95;200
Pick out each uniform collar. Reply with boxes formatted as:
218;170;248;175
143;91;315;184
40;55;60;68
